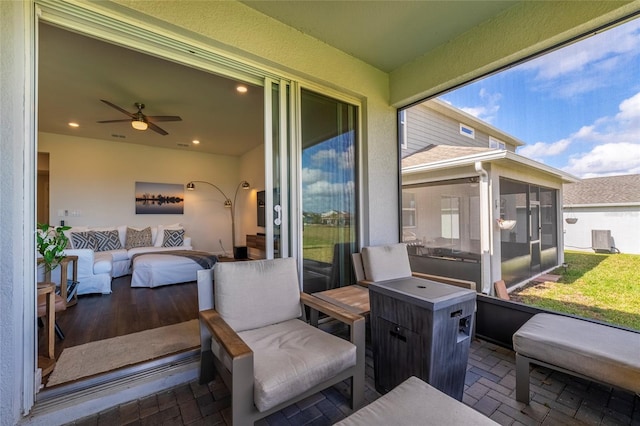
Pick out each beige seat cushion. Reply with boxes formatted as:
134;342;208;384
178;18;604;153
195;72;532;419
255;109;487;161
361;243;412;282
513;313;640;393
214;258;301;332
238;318;356;412
335;376;497;425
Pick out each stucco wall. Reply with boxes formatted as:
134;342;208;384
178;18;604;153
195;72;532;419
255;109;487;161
563;206;640;255
39;132;263;253
1;1;31;423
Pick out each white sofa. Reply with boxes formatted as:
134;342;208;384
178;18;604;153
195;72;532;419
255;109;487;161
47;224;192;295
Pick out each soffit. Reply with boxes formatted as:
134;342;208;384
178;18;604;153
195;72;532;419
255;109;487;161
240;1;520;73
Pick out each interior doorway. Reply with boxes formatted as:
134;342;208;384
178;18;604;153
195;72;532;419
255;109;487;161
37;152;50;225
35;21;268;395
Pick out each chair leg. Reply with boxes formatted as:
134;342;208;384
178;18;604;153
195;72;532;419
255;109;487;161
54;322;65;340
515;353;530;403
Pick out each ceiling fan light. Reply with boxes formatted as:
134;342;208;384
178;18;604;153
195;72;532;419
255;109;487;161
131;119;148;131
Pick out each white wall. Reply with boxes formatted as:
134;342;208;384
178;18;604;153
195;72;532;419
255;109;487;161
563;206;640;255
39;132;263;253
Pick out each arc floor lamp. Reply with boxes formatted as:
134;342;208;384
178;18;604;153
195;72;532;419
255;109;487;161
186;180;250;259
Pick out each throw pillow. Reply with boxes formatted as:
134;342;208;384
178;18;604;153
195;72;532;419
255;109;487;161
94;230;122;252
125;227;152;249
162;229;185;247
70;231;97;250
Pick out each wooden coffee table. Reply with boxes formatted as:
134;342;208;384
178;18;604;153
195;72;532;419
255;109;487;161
311;285;370;322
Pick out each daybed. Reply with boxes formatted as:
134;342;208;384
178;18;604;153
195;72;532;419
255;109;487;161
47;224;192;295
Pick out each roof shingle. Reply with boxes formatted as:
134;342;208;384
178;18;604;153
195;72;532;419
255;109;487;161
564;174;640;205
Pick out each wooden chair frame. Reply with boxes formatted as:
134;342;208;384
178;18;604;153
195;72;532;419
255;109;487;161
197;269;365;425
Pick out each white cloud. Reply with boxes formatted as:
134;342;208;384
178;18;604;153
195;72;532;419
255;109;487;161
302;180;355;213
616;91;640;121
518;138;571;160
518;20;640;98
302;168;330;184
458;88;502;123
522;19;640;81
518;125;596;159
563;143;640;178
310;146;354;170
519;91;640;177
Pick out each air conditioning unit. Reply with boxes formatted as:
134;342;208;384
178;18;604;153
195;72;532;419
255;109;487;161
591;230;612;253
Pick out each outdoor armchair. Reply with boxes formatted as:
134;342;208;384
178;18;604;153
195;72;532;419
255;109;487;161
197;258;365;425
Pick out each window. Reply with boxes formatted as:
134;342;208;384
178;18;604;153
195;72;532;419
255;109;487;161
440;196;460;239
399;110;408;149
489;136;505;150
459;123;475;139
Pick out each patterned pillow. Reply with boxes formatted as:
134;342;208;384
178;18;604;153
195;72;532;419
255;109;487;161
70;231;97;250
94;230;122;252
125;227;152;249
162;229;185;247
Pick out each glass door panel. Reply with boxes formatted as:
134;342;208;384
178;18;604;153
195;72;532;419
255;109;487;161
300;89;358;293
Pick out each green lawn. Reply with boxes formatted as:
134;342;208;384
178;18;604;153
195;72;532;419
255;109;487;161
511;251;640;331
303;224;354;264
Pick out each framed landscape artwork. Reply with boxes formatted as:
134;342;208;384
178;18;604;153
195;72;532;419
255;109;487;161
135;182;184;214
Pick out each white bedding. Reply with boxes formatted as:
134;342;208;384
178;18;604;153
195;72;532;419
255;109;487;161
131;253;208;288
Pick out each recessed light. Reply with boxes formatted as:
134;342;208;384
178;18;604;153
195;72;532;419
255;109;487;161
192;140;200;145
236;85;248;94
68;122;79;128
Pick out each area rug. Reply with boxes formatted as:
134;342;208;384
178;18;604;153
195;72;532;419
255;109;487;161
47;319;199;387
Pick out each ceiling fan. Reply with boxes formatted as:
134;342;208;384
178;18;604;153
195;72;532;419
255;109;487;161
97;100;182;135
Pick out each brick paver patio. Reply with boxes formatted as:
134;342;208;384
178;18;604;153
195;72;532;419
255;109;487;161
68;338;640;425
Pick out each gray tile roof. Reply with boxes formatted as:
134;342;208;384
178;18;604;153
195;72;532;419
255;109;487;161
564;174;640;205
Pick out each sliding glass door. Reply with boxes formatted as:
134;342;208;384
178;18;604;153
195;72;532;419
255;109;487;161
300;89;358;294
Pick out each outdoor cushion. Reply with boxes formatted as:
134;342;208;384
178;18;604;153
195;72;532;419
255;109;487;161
335;376;497;425
513;313;640;393
238;318;356;412
214;258;301;332
361;243;412;282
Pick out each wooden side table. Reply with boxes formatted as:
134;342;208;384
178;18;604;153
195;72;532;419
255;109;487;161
59;255;79;307
39;255;79;307
37;282;56;376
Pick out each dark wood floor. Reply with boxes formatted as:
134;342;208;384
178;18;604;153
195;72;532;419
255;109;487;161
38;275;199;360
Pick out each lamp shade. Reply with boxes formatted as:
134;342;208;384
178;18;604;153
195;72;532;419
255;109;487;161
131;119;148;131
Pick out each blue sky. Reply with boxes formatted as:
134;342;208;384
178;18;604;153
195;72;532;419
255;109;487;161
302;132;355;213
440;18;640;179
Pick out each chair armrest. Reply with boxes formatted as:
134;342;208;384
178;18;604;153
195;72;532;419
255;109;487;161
356;279;373;287
300;292;364;327
412;272;476;290
199;309;252;360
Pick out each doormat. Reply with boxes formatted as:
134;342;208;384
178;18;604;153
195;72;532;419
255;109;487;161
46;319;199;387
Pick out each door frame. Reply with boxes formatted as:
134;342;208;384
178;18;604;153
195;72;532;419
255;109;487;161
26;0;364;415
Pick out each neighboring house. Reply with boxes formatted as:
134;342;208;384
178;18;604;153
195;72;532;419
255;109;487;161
401;99;577;293
563;174;640;255
2;2;634;425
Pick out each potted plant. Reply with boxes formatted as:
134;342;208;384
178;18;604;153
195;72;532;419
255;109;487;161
36;223;71;276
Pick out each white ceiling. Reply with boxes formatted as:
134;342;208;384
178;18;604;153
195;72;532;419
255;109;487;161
38;1;520;156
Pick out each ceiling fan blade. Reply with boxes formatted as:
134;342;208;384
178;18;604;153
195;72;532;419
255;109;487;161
146;116;183;122
96;119;131;123
147;121;169;136
100;99;136;119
